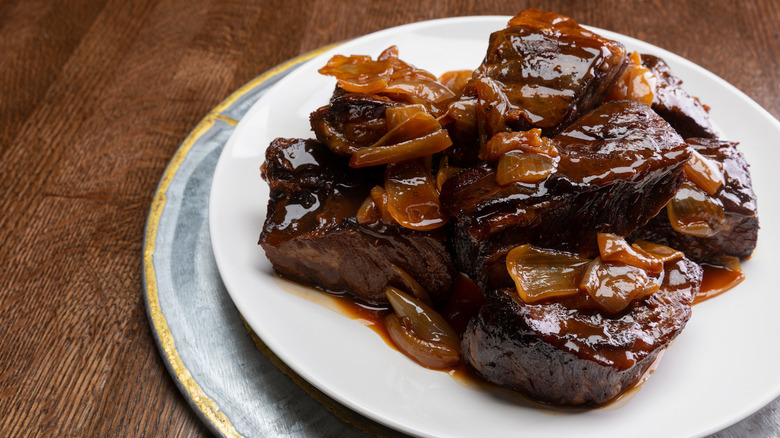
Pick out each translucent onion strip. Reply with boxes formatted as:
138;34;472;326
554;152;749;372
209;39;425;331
385;104;427;129
384;314;460;369
390;264;432;306
356;194;379;224
631;240;684;264
383;79;456;104
667;181;729;237
318;46;454;107
385;286;459;350
684;149;724;196
384;287;460;369
318;54;392;93
369;185;394;222
506;244;589;304
597;233;663;274
438;70;473;95
475;77;513;147
496;150;557;185
483;129;557;164
372;111;441;147
349;129;453;168
606;51;657;105
580;257;655;314
384;158;447;230
441;98;477;129
436;157;461;191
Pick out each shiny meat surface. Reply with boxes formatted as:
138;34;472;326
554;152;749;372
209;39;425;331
462;257;702;406
442;101;690;289
641;54;718;139
259;138;455;305
474;9;627;140
630;138;759;262
310;91;402;156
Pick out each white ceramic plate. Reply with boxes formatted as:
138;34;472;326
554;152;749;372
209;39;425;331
210;16;780;438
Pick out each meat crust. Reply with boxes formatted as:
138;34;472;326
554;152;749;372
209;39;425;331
641;54;718;139
259;138;455;305
630;138;759;262
475;9;627;139
442;101;690;289
462;257;702;406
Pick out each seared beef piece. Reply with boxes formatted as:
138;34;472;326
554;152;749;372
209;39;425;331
259;138;455;306
441;101;690;289
310;91;402;157
462;257;701;407
630;138;759;262
474;9;627;140
641;54;718;139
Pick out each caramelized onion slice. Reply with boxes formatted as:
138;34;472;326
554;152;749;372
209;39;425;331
496;150;558;185
631;240;684;263
439;98;478;145
668;181;729;237
384;314;460;369
318;54;392;93
607;51;656;105
385;104;427;129
350;129;452;168
436;157;461;191
597;233;663;274
390;264;432;306
384;158;447;230
438;70;473;95
643;276;662;298
319;46;446;103
684;149;724;196
385;287;460;352
441;98;477;127
506;245;589;304
484;130;557;164
475;77;513;146
372;111;441;147
381;46;438;82
356;194;379;224
383;79;456;104
580;257;653;314
377;46;398;61
369;185;394;222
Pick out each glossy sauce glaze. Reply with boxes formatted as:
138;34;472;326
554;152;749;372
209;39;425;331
475;9;627;138
694;263;745;304
301;270;673;408
319;279;456;347
275;261;740;406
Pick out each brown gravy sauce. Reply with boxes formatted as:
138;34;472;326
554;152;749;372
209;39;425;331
694;263;745;305
271;266;741;409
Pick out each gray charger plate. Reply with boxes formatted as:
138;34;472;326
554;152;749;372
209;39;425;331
142;46;780;437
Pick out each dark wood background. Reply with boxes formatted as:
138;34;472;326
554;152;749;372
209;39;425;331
1;0;778;436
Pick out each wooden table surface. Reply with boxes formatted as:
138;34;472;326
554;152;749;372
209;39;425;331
2;0;778;436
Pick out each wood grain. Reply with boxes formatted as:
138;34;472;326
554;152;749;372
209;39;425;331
1;0;777;436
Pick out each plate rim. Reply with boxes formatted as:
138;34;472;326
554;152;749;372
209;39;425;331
209;15;780;438
142;44;341;438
